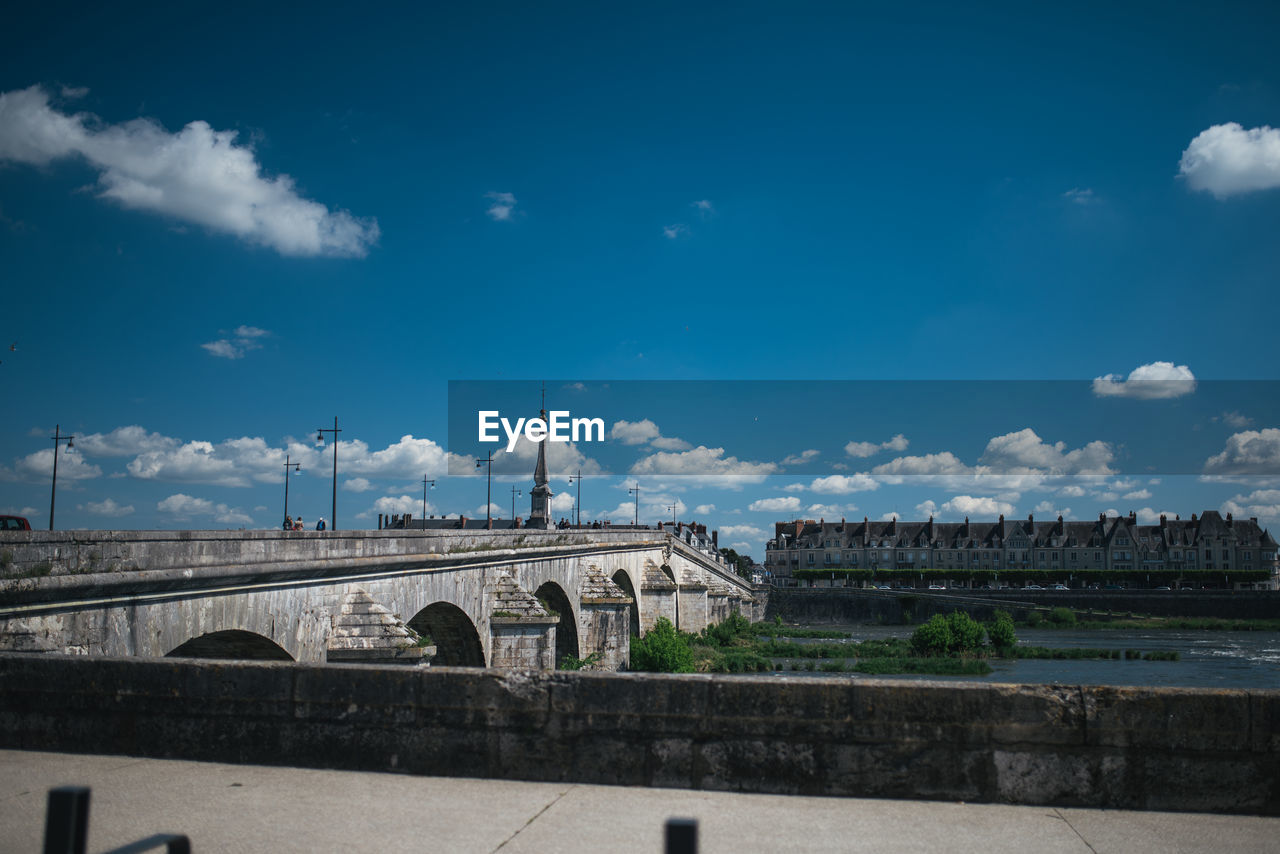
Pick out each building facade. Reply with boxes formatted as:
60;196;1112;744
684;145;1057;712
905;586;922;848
765;511;1279;589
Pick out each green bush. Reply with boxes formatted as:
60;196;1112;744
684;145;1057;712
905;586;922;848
910;614;955;656
986;609;1017;650
1047;607;1077;627
947;611;986;652
630;618;695;673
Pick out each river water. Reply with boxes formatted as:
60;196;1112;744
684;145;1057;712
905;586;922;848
775;625;1280;690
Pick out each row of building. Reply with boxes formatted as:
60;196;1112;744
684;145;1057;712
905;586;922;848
765;511;1278;586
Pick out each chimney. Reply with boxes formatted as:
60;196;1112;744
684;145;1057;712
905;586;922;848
712;530;718;548
1129;510;1136;522
460;515;468;528
1028;513;1034;527
514;515;522;529
378;513;384;530
1099;512;1106;523
1226;513;1233;526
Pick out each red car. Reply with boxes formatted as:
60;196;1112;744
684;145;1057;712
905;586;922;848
0;515;31;530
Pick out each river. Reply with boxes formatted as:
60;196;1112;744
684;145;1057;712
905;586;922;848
773;625;1280;689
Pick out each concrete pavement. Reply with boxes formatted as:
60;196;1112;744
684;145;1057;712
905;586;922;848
1;749;1276;853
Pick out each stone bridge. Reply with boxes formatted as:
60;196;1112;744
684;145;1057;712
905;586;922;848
0;529;759;670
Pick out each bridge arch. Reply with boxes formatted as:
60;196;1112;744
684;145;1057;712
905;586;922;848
166;630;293;661
534;580;579;664
408;602;484;667
611;569;641;639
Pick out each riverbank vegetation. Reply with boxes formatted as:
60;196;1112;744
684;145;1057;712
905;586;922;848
629;611;1183;675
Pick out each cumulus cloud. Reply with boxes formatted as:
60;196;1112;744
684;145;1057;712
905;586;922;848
0;85;379;257
1204;428;1280;475
80;498;134;517
1134;507;1179;525
1122;489;1152;500
1033;500;1071;518
1063;187;1096;205
1179;123;1280;198
485;192;517;221
359;495;423;518
805;504;851;518
978;428;1114;475
201;325;270;360
845;434;909;458
748;496;802;513
662;223;689;239
916;499;939;518
1092;361;1196;399
630;446;776;486
76;425;178;457
1221;489;1280;524
691;199;715;216
940;495;1016;518
0;447;101;483
781;449;820;466
610;419;661;445
156;492;253;525
551;492;575;512
1218;411;1254;429
808;473;880;494
719;524;765;539
694;504;716;514
343;477;374;493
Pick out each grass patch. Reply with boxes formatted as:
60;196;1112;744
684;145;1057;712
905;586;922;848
852;657;992;676
1074;617;1280;632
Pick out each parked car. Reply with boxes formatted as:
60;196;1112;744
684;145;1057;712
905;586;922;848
1154;586;1172;591
0;515;31;531
1023;584;1044;590
1050;583;1069;591
927;584;946;590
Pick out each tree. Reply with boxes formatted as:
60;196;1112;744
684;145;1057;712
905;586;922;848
719;547;755;580
630;618;695;673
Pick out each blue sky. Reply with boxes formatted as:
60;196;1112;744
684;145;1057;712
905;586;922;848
2;2;1279;556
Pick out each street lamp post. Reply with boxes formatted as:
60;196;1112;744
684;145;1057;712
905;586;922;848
510;485;522;524
422;476;436;524
628;483;641;526
48;424;74;531
315;417;342;531
567;469;583;527
667;502;677;526
476;451;495;529
282;455;301;527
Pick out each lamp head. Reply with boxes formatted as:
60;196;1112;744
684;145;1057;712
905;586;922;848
66;437;73;449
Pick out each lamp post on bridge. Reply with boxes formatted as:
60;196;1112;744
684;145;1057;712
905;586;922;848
315;417;341;531
567;469;584;527
511;485;522;524
282;455;301;528
476;450;495;529
48;424;74;531
667;502;677;527
422;476;435;524
629;483;641;526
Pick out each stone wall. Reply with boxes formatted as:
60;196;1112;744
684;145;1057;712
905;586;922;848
1;653;1275;815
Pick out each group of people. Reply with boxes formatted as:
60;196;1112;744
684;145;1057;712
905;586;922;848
283;515;326;531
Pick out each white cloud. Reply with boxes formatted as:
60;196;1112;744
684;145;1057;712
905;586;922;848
342;435;453;479
362;495;421;518
691;199;715;216
1033;500;1071;519
156;492;252;525
693;504;716;514
551;492;576;512
630;446;776;486
808;473;880;494
781;449;820;466
485;191;517;221
1220;411;1254;429
782;483;807;492
0;85;378;257
662;223;689;239
1092;361;1196;399
1060;485;1086;497
1222;489;1280;525
1179;123;1280;198
650;435;693;451
845;434;909;458
497;432;606;477
1;447;101;483
343;477;374;493
978;428;1114;475
748;496;802;513
805;504;851;518
76;425;177;457
916;500;939;518
610;419;661;445
1134;507;1179;525
201;325;270;360
720;524;765;539
1204;428;1280;475
940;495;1016;518
80;498;134;517
1122;489;1152;500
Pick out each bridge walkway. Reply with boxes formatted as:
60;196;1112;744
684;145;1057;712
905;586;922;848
4;750;1274;853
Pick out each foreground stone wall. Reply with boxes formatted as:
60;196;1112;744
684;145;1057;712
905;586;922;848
1;653;1275;815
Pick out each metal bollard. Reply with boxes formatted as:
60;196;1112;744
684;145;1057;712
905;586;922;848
44;787;91;854
665;817;698;854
